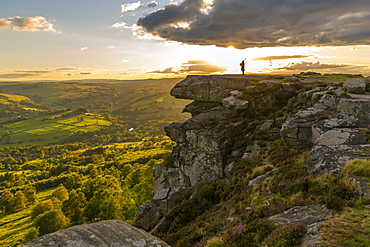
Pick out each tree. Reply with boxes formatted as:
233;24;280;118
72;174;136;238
0;191;14;214
35;209;69;235
31;201;53;219
83;175;135;222
12;191;26;212
64;173;83;190
52;184;69;202
62;189;86;224
24;186;38;205
24;227;39;243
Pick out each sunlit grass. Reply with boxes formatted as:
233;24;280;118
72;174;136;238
0;93;31;103
0;188;57;247
0;112;111;148
320;207;370;246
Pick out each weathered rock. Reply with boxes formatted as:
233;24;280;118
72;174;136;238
183;101;222;117
170;75;252;102
284;76;301;82
268;205;332;247
315;129;366;146
313;94;340;110
23;220;170;247
260;80;279;84
164;112;237;187
300;222;322;247
222;95;249;110
337;98;370;118
136;203;162;231
259;120;274;133
242;144;261;159
248;169;278;186
268;205;332;226
305;145;370;176
348;176;370;199
280;116;318;149
298;87;326;99
343;78;366;93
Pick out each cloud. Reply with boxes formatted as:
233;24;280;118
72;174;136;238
15;70;52;74
147;1;159;8
0;16;57;32
179;60;227;74
137;0;370;48
122;1;143;12
0;73;40;79
148;60;226;74
80;72;92;75
112;21;129;28
149;67;179;74
0;69;52;79
122;59;129;63
253;55;311;61
277;61;350;71
54;67;79;71
80;47;88;51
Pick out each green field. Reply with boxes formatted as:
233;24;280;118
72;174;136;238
0;111;111;148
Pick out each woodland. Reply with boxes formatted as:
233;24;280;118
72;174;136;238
0;78;189;246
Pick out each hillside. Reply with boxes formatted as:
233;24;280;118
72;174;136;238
6;73;370;247
134;73;370;247
0;78;190;148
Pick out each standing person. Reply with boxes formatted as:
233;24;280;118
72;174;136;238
240;59;245;75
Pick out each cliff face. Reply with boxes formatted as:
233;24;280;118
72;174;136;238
137;75;298;229
137;74;370;247
143;76;257;222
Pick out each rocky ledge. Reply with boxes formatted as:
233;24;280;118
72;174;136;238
136;75;304;230
280;78;370;179
22;220;169;247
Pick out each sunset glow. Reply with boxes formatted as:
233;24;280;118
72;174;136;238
1;0;370;81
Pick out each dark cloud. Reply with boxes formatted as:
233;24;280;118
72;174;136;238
80;72;92;75
0;73;40;79
146;1;159;8
148;60;226;74
15;70;52;74
254;55;311;61
0;16;57;32
0;69;53;78
277;61;350;71
275;61;370;75
137;0;370;48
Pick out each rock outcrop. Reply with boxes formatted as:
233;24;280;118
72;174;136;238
269;205;332;247
281;86;370;176
343;78;366;93
137;75;284;230
23;220;170;247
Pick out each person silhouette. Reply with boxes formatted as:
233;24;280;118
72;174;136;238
240;60;245;75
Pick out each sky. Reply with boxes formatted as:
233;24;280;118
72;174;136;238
1;0;370;81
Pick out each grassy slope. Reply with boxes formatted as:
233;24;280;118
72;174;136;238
0;188;55;247
0;138;173;246
0;111;111;148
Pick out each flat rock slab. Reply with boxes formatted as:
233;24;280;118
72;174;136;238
315;128;366;146
268;205;332;226
306;145;370;176
22;220;170;247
